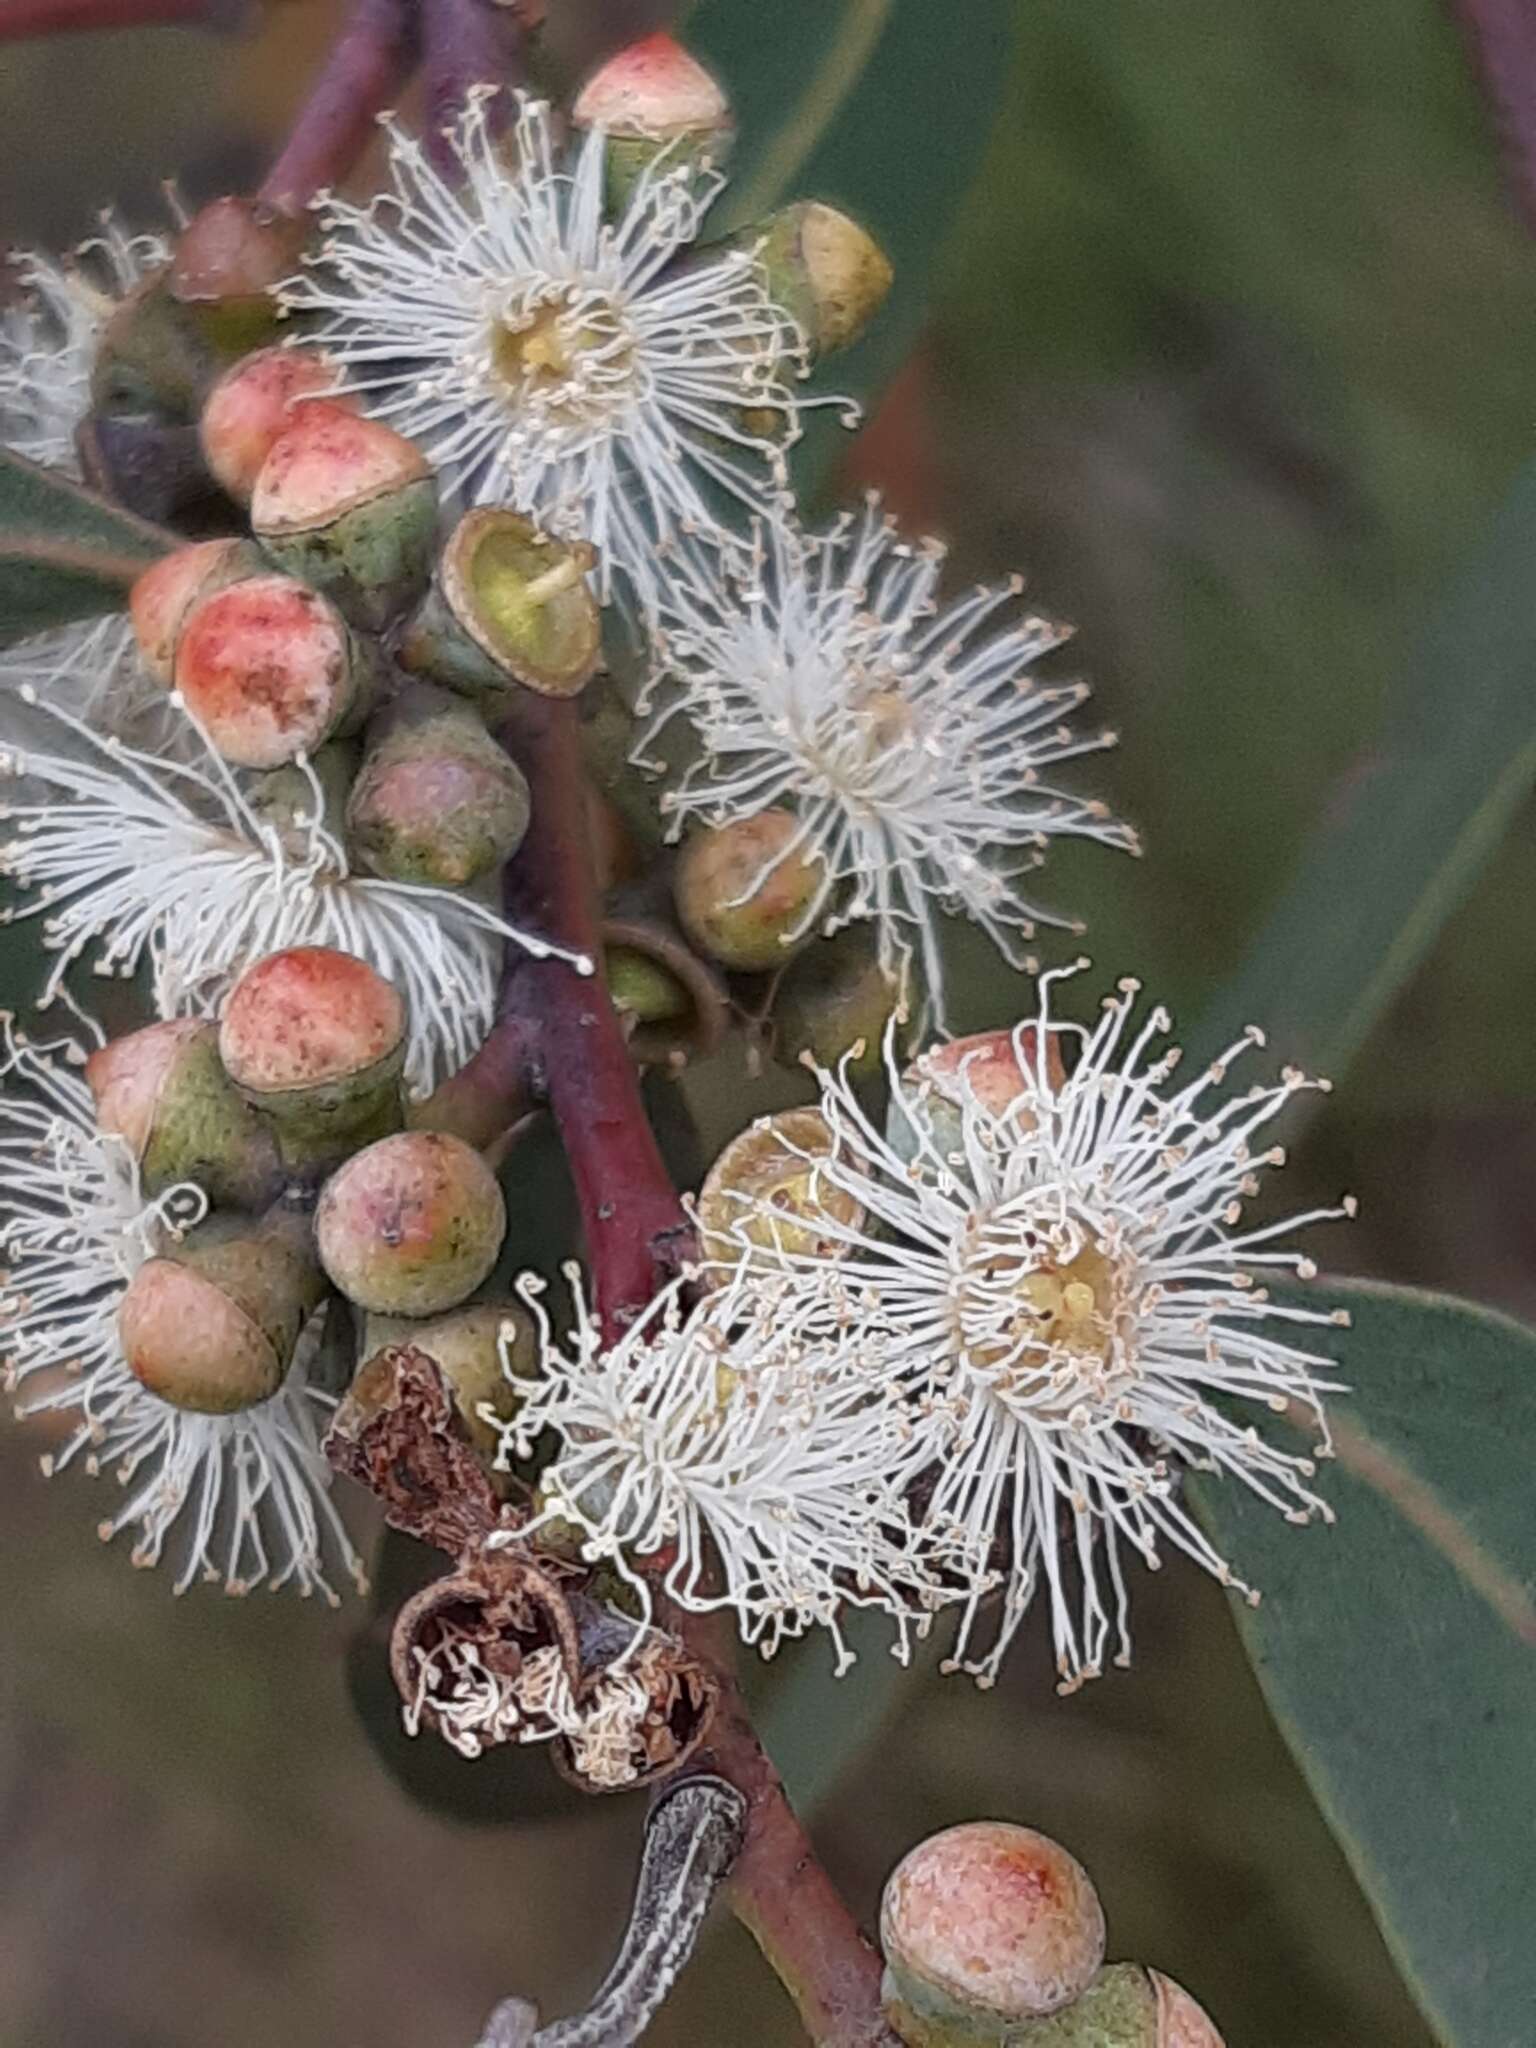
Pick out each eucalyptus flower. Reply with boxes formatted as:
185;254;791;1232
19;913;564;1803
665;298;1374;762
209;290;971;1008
0;1020;362;1600
639;506;1135;1024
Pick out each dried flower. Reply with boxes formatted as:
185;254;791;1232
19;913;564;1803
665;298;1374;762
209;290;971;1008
639;505;1135;1024
0;693;587;1093
281;92;809;606
718;967;1351;1690
490;1266;924;1670
0;1020;361;1599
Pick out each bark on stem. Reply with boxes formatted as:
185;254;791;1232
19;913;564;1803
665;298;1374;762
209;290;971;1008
258;0;418;213
422;0;527;173
0;0;233;36
1450;0;1536;233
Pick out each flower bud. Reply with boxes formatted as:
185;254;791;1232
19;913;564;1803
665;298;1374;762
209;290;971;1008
86;1018;282;1212
129;536;265;684
880;1823;1106;2041
772;928;898;1077
399;509;600;700
673;809;824;972
607;945;689;1025
219;946;406;1177
890;1027;1069;1175
251;400;437;630
718;201;892;363
174;572;374;768
924;1965;1224;2047
317;1131;506;1316
346;683;530;888
360;1298;533;1465
695;1107;863;1279
167;195;307;357
90;271;218;421
118;1203;325;1414
200;345;347;504
245;739;357;857
573;33;732;210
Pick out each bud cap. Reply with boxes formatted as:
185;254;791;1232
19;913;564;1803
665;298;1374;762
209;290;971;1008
573;33;730;137
316;1131;507;1316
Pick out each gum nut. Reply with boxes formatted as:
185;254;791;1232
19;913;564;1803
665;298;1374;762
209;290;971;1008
173;574;356;768
200;345;346;502
316;1131;507;1316
220;947;404;1097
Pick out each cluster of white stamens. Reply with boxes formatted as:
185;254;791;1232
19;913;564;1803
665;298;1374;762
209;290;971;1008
0;1020;361;1600
281;92;808;607
639;505;1136;1024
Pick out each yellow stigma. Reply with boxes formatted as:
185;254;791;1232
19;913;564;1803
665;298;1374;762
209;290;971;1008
957;1225;1126;1388
489;293;633;423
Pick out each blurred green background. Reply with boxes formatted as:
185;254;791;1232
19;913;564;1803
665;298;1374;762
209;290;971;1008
4;2;1534;2042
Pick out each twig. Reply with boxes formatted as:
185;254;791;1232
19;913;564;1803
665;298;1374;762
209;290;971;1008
0;0;237;38
257;0;418;213
1450;0;1536;232
422;0;528;173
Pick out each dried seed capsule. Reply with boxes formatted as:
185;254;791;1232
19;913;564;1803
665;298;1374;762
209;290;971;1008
673;809;824;972
359;1298;534;1464
399;509;600;700
86;1018;282;1212
346;683;530;888
771;927;898;1077
251;400;437;630
200;344;347;503
129;536;265;684
573;32;732;210
880;1823;1106;2040
174;572;373;768
317;1131;506;1316
118;1203;325;1414
695;1107;863;1280
219;946;406;1178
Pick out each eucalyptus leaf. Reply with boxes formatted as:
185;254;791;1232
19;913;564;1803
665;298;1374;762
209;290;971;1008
682;0;1017;489
1191;1279;1536;2048
0;447;173;649
1185;457;1536;1084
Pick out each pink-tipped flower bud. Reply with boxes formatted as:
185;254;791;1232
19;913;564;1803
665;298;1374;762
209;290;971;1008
890;1026;1071;1176
573;33;733;210
168;195;308;357
251;400;437;630
129;537;265;684
880;1822;1106;2041
316;1131;506;1316
200;345;347;503
360;1298;534;1466
933;1965;1226;2047
173;572;373;768
346;683;530;888
118;1204;325;1415
219;946;406;1176
399;509;600;701
772;928;898;1078
673;809;825;972
86;1018;281;1212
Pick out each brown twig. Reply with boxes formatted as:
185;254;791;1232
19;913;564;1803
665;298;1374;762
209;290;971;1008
1450;0;1536;233
257;0;418;213
422;0;528;173
0;0;236;37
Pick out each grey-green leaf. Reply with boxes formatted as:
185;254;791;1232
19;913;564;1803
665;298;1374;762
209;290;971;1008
682;0;1017;488
0;448;173;649
1191;1279;1536;2048
1186;458;1536;1082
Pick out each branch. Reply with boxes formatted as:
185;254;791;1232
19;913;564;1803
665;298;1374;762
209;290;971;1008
1450;0;1536;232
422;0;529;174
0;0;237;38
257;0;418;213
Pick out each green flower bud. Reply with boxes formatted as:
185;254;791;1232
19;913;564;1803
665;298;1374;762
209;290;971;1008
572;32;733;211
118;1202;325;1415
888;1029;1070;1174
219;946;406;1179
86;1018;282;1212
245;739;358;856
129;536;265;685
173;572;376;769
771;927;898;1077
360;1298;534;1466
880;1823;1106;2042
346;683;530;888
673;809;825;972
720;200;892;364
251;400;438;631
316;1131;506;1316
201;344;349;504
695;1107;863;1279
602;900;729;1069
924;1965;1224;2047
399;509;601;701
89;269;219;421
167;195;308;359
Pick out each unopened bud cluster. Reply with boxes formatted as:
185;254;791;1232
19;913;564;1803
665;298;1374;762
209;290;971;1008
881;1822;1223;2047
